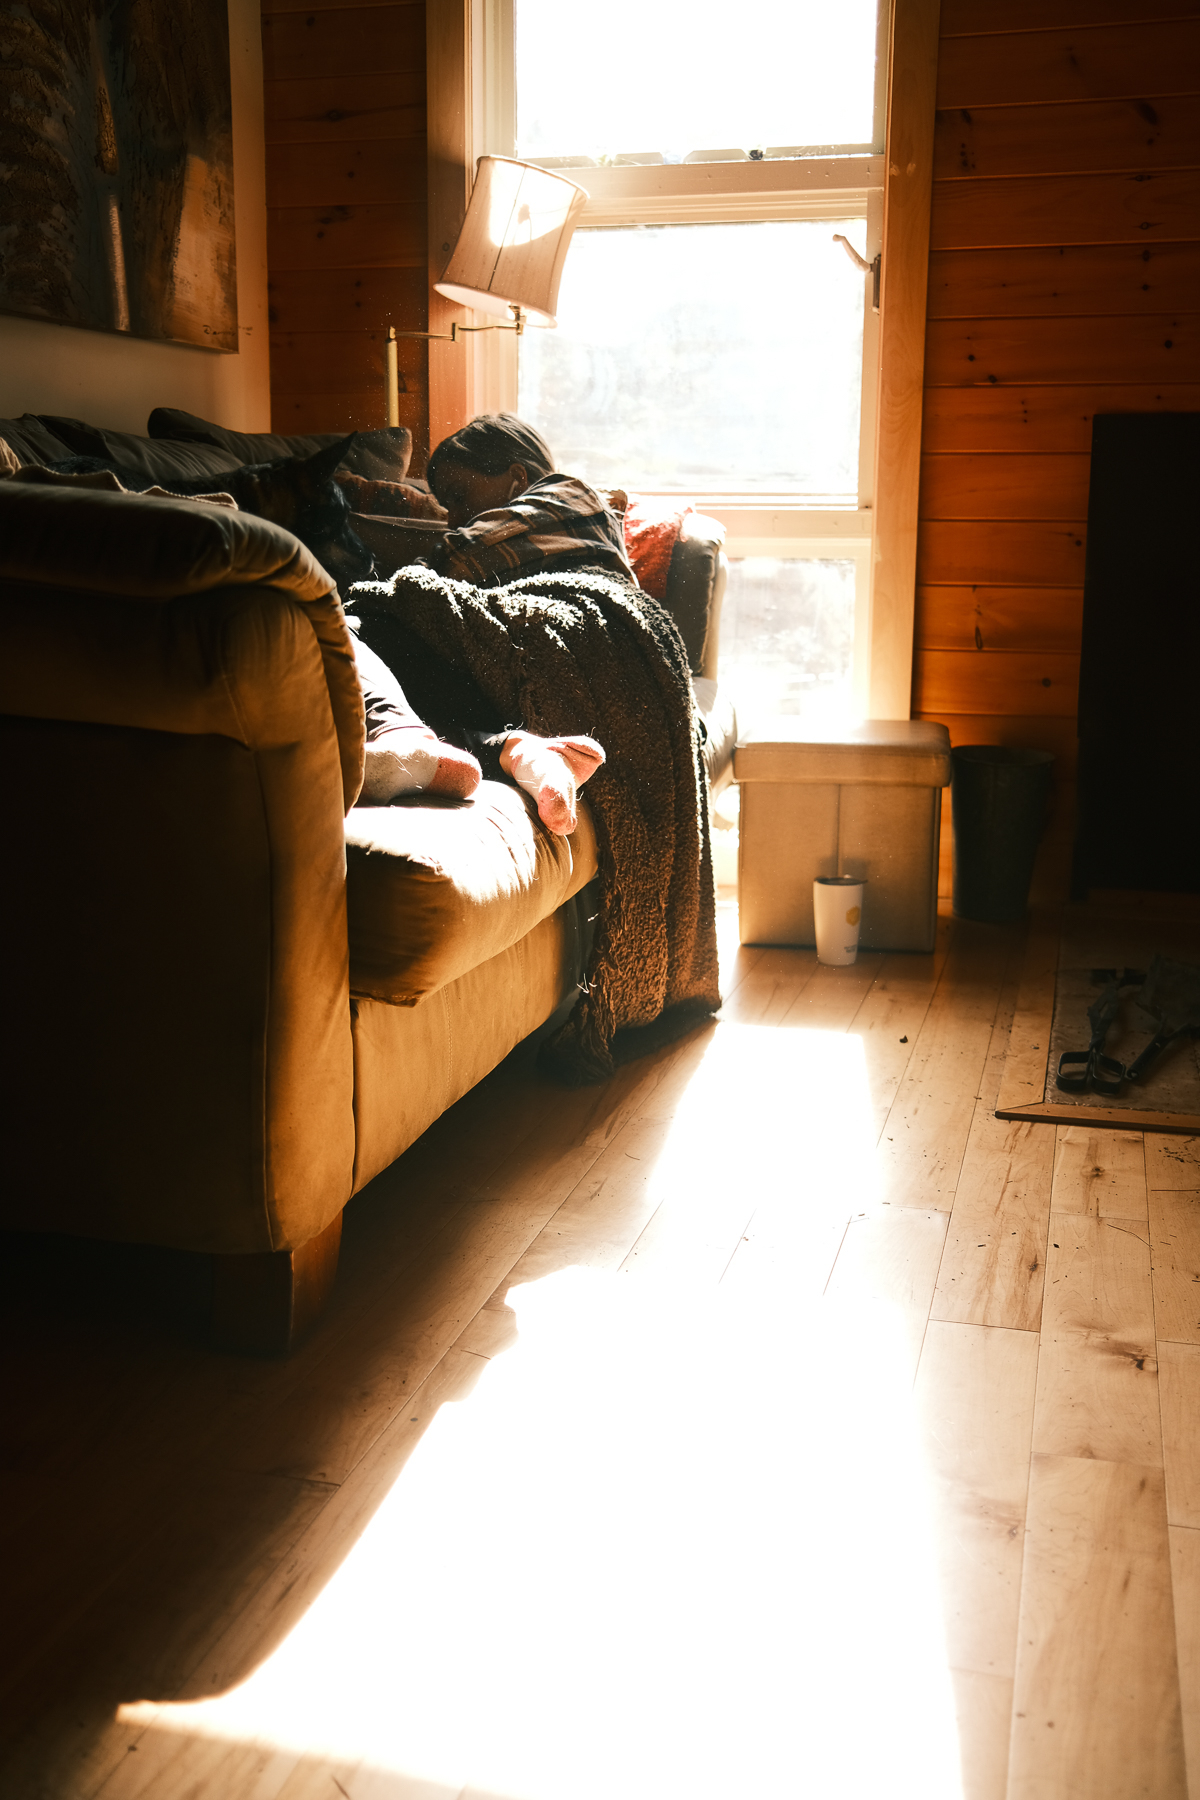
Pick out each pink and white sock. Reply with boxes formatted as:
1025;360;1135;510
360;727;481;804
500;732;605;835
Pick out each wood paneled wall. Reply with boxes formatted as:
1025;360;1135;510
261;0;431;460
912;0;1200;872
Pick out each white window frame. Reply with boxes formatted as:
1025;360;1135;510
428;0;940;718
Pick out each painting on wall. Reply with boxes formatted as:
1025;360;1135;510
0;0;237;351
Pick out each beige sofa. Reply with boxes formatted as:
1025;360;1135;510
0;436;732;1353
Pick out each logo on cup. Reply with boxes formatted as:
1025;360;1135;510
846;905;861;926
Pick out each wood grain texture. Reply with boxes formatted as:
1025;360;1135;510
934;95;1200;182
1160;1341;1200;1528
1052;1126;1148;1219
425;0;472;449
920;451;1091;519
1034;1212;1161;1466
937;19;1200;110
1150;1188;1200;1344
1148;1135;1200;1189
941;0;1200;30
268;327;425;394
915;585;1084;654
921;382;1200;452
925;313;1196;386
823;1208;950;1376
264;73;425;144
266;137;426;209
917;518;1086;586
267;201;426;271
867;0;942;717
271;387;425;433
267;265;426;334
915;1320;1040;1675
994;910;1060;1117
932;1111;1054;1330
927;241;1200;321
914;646;1078;716
1169;1525;1200;1800
261;4;424;83
876;922;1015;1211
931;169;1200;251
1007;1454;1187;1800
950;1668;1014;1800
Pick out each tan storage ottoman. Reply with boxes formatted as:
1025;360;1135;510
734;720;952;951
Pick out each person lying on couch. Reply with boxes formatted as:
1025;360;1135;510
352;413;623;835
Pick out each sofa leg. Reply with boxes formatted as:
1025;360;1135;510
211;1210;343;1356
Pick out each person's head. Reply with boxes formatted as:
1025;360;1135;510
426;414;555;529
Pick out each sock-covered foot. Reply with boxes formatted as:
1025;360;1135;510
360;727;481;804
500;732;605;835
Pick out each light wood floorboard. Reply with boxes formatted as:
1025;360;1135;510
3;899;1197;1800
1007;1455;1187;1800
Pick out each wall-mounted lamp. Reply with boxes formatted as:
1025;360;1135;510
384;155;589;426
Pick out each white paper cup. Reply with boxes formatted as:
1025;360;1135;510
814;877;866;966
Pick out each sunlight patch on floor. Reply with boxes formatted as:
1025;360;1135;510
117;1023;962;1800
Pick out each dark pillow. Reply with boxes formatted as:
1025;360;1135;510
33;415;242;485
0;414;87;466
148;407;413;481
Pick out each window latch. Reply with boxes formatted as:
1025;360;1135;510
833;235;881;312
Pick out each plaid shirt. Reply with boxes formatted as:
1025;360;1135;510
437;474;634;586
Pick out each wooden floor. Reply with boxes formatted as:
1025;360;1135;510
2;901;1198;1799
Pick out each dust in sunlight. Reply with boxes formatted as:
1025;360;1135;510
117;1022;964;1800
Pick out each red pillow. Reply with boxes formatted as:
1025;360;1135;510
621;496;694;601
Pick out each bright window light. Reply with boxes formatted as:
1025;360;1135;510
719;557;856;722
518;220;866;494
515;0;879;160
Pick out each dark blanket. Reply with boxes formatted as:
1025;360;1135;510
350;562;721;1083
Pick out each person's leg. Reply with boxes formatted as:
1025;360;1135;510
352;634;481;803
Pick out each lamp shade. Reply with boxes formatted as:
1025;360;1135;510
434;156;589;329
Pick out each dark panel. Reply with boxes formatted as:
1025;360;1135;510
1073;412;1200;891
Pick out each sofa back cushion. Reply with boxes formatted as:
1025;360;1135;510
149;407;414;482
29;414;243;484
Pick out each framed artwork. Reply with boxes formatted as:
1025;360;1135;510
0;0;237;350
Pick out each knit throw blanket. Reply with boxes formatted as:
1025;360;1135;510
351;562;721;1083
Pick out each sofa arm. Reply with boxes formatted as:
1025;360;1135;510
0;481;366;809
0;561;357;1257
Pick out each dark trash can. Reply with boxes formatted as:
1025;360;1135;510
951;746;1055;923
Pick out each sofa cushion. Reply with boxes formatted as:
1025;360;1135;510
148;408;413;482
32;414;243;484
694;676;737;795
346;782;599;1004
0;414;80;465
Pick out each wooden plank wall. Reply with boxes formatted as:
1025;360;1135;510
912;0;1200;883
261;0;432;460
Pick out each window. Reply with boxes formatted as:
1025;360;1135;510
429;0;940;718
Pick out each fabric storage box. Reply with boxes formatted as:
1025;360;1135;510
734;720;952;952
